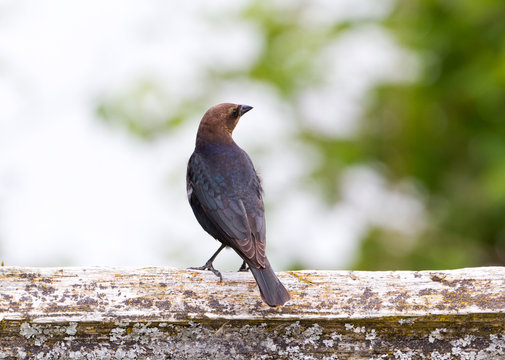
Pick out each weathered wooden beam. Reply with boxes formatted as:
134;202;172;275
1;266;505;359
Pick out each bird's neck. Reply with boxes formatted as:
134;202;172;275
195;123;236;149
195;138;238;154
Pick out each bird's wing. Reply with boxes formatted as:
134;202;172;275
188;154;263;264
247;195;267;268
243;154;267;268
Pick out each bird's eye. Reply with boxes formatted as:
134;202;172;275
232;108;239;117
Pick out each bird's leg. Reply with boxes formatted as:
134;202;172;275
238;261;249;272
189;244;226;281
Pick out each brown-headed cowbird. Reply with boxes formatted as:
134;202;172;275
186;103;290;307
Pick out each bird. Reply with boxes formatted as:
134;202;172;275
186;103;290;307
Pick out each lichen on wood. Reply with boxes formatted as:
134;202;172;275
1;266;505;359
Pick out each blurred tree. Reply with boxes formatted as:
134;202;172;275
337;0;505;269
96;1;348;138
96;78;206;140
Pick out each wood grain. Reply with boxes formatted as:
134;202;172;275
1;266;505;359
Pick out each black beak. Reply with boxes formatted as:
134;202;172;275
239;105;253;116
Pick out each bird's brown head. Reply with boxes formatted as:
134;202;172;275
196;103;253;146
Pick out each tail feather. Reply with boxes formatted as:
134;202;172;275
249;259;290;307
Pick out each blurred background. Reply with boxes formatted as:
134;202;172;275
1;0;504;271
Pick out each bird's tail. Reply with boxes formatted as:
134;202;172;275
249;259;290;307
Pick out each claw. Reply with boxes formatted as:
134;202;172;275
189;260;223;281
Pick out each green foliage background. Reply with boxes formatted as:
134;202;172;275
351;0;505;269
98;0;505;270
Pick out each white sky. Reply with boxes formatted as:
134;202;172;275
0;0;423;270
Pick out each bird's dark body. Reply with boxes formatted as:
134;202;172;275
188;147;261;249
186;103;290;307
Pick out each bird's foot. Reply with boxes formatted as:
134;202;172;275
189;261;223;281
238;261;249;272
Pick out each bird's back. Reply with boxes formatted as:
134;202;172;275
187;142;266;268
